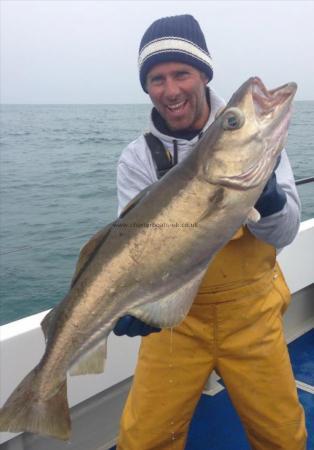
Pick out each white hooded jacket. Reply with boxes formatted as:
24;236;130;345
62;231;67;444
117;87;301;250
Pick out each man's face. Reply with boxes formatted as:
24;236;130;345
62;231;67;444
146;62;209;131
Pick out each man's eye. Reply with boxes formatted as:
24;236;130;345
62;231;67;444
150;76;164;85
176;71;189;79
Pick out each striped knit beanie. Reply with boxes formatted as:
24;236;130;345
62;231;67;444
138;15;213;92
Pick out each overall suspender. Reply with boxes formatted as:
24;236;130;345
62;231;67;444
144;133;178;179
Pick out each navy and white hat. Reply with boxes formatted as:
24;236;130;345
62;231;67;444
138;14;213;92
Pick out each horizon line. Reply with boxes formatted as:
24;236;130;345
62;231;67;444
1;100;313;106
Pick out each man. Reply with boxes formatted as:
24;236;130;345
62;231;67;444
114;15;307;450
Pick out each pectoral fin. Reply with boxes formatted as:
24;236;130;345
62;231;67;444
128;266;208;328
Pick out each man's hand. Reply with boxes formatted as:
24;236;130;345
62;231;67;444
254;159;287;218
113;315;161;337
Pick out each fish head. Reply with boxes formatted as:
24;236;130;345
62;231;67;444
203;77;297;190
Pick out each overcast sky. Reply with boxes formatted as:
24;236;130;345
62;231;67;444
1;0;314;104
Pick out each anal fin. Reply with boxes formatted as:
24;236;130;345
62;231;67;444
69;339;108;376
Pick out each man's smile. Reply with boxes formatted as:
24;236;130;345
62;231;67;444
166;100;187;112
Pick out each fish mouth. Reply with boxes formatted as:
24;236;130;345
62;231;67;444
213;77;297;190
250;77;297;181
252;77;297;121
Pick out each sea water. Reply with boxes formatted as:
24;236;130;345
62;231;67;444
0;102;313;325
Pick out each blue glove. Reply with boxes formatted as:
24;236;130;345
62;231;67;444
254;159;287;218
113;315;161;337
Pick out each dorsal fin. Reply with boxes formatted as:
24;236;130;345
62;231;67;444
73;186;153;286
41;186;154;340
119;184;154;219
70;224;113;288
41;224;113;340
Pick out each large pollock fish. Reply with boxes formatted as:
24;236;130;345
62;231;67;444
0;77;297;440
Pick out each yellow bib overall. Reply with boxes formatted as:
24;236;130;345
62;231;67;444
117;228;307;450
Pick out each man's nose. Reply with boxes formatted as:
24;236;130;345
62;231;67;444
164;78;180;99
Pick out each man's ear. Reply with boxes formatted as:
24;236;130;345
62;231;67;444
200;71;209;85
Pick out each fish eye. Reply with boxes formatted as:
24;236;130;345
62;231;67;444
221;107;245;130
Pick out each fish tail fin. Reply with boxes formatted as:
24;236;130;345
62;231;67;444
0;368;71;441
